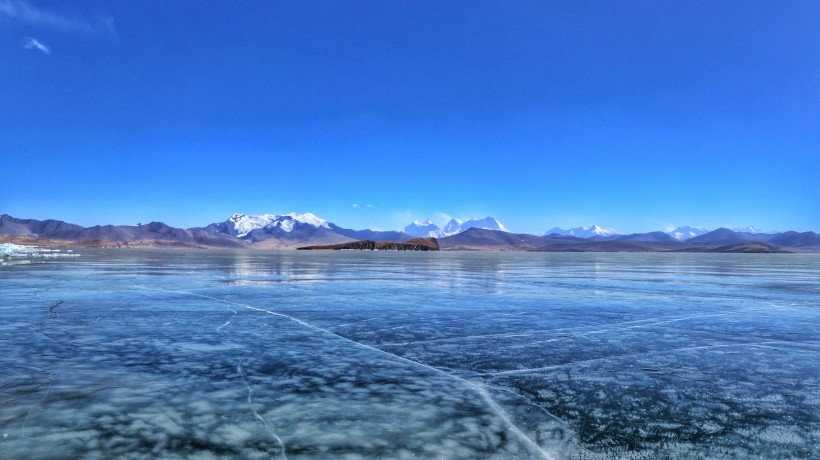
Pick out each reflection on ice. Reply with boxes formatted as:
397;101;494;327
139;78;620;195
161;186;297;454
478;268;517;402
0;250;818;459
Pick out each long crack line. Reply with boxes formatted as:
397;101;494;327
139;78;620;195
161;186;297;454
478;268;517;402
237;359;287;460
135;285;556;460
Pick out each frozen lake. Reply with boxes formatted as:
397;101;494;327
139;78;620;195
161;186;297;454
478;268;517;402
1;250;818;459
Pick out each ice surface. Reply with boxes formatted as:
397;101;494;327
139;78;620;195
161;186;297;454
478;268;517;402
0;250;817;459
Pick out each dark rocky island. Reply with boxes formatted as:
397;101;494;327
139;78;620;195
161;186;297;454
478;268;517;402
298;237;439;251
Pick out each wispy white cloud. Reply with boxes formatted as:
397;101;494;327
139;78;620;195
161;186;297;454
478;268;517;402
0;0;115;35
352;203;359;208
365;204;374;208
22;36;49;54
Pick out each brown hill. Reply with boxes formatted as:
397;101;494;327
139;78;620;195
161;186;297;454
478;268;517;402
674;242;789;253
439;228;689;252
708;242;789;253
438;228;551;250
0;215;244;248
535;240;689;252
768;231;820;249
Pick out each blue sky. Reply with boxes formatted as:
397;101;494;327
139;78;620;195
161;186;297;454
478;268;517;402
1;1;818;233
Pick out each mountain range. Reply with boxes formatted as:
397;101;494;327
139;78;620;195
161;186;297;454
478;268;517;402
1;213;818;252
402;217;508;238
544;225;618;238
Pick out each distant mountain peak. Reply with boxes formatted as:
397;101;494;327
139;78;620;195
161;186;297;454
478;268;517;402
666;225;709;241
403;219;444;238
221;212;331;237
732;225;765;234
546;225;618;238
442;217;508;236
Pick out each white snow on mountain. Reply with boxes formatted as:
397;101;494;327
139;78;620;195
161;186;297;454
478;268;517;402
665;226;709;241
545;225;618;238
732;225;767;234
442;218;464;235
227;213;330;237
441;217;508;236
403;219;445;238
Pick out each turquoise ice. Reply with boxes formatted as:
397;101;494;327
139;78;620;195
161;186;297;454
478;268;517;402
1;250;817;459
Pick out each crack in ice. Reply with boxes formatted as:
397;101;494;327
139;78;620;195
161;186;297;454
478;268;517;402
20;382;51;435
47;300;63;318
485;341;800;377
134;285;557;460
237;359;287;460
89;300;127;325
378;310;754;347
216;305;238;333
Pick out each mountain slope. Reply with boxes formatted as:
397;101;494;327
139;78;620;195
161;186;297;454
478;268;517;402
615;231;678;242
768;231;820;249
200;212;415;247
0;215;244;248
536;240;689;252
203;212;331;237
0;214;84;238
438;228;548;250
3;213;815;252
244;226;354;249
685;228;771;247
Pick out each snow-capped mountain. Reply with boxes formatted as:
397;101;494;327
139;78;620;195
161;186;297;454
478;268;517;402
545;225;618;238
442;219;464;235
442;217;508;236
665;226;709;241
211;212;331;237
732;225;768;234
402;219;445;238
202;212;415;247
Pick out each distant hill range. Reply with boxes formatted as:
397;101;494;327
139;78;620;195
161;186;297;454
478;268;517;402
0;215;244;249
0;213;416;249
402;217;507;238
1;213;817;252
438;227;819;253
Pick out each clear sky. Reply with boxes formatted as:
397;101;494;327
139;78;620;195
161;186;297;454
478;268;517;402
2;1;818;233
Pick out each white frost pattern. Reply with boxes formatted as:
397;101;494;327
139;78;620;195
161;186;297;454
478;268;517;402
134;285;557;460
237;359;287;459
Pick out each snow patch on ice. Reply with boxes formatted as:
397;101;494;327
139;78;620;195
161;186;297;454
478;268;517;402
0;243;79;265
